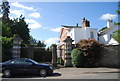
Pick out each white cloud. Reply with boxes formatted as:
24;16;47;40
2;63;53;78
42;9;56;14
45;38;59;45
50;27;61;32
100;13;117;20
43;27;51;29
10;9;24;17
25;19;42;29
29;12;40;18
11;2;36;11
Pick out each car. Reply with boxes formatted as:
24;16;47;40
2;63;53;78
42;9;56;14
0;58;53;78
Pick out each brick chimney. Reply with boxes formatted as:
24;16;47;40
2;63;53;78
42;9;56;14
82;17;90;28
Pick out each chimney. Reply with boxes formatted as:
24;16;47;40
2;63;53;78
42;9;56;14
107;19;113;28
82;17;90;28
76;23;78;27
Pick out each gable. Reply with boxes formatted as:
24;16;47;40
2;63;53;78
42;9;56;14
60;27;68;38
99;26;117;36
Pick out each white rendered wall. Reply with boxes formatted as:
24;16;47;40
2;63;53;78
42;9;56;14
74;28;86;44
99;26;118;45
90;28;98;41
69;27;98;44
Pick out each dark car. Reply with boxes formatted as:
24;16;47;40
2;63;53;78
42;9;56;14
0;58;53;78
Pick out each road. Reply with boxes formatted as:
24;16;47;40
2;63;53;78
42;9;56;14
0;68;119;81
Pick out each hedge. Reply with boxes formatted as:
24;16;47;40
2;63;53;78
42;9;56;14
71;49;84;67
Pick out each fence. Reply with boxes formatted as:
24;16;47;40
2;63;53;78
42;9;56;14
21;46;52;63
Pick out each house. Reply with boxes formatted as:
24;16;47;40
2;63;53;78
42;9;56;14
57;18;98;60
98;19;119;45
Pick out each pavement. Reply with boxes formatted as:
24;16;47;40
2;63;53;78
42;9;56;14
52;67;119;79
0;67;120;80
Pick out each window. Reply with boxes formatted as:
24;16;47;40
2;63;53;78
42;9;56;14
11;60;33;65
90;32;94;38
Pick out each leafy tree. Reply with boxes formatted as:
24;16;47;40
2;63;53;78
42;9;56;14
112;29;120;43
0;0;12;37
112;2;120;43
1;0;10;23
2;22;11;37
36;41;46;47
0;0;12;61
46;47;50;51
0;0;31;60
11;15;30;45
2;37;12;61
1;1;30;45
29;36;37;45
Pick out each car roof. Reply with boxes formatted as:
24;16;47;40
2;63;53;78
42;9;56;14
11;58;30;60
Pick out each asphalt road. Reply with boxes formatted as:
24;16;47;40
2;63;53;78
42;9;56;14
0;68;120;81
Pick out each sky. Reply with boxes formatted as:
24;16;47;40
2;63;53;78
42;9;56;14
8;2;118;47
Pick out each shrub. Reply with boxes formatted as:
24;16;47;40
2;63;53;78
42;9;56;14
71;49;83;67
77;39;104;67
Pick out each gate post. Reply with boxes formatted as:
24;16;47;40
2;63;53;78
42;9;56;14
52;44;57;67
12;35;22;58
64;36;73;67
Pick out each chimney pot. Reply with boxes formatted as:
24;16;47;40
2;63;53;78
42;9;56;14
107;19;113;28
82;17;90;28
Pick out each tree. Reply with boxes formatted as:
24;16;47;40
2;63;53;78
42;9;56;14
1;1;30;45
115;1;120;25
36;41;46;47
112;29;120;43
0;0;12;37
11;15;30;45
2;22;11;37
36;40;46;50
2;37;12;61
1;0;10;23
29;36;37;45
112;2;120;43
0;0;12;61
0;0;31;60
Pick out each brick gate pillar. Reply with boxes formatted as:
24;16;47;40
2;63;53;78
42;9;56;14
52;44;57;67
12;35;22;58
64;36;73;67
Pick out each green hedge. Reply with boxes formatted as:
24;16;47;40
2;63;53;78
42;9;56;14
71;49;84;67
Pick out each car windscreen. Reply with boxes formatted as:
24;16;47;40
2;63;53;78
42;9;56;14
29;59;39;64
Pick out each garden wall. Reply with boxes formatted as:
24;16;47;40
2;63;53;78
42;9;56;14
99;45;120;68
